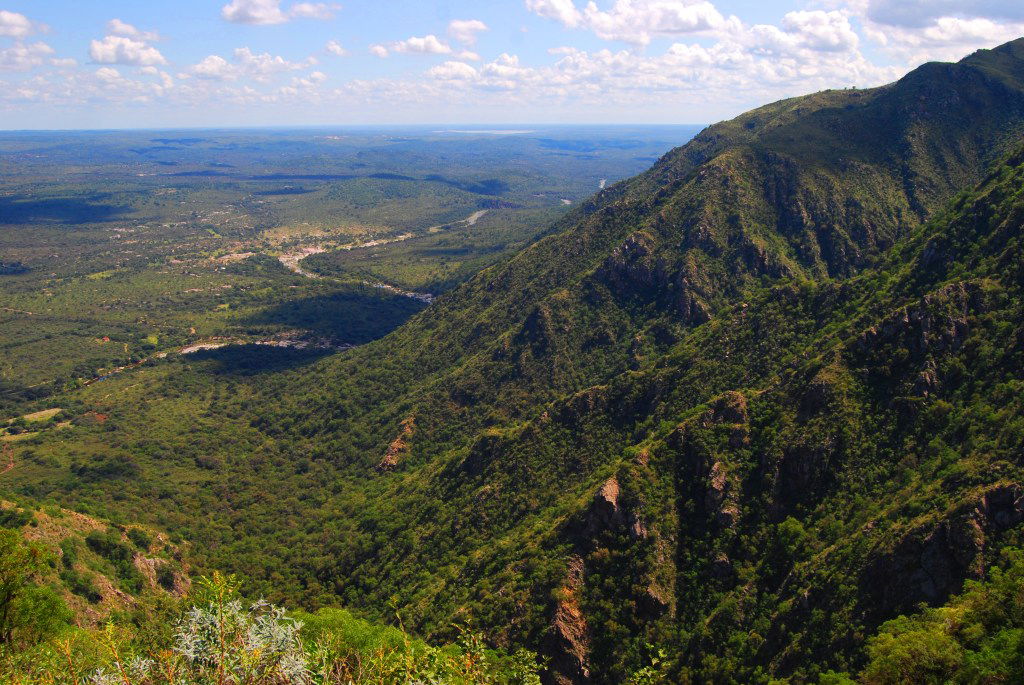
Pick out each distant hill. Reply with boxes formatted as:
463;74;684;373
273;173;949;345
5;38;1024;683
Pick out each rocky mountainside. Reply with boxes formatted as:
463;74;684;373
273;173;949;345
6;38;1024;683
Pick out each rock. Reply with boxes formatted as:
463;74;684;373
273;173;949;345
705;462;728;511
376;416;415;472
711;552;734;581
630;518;649;540
545;556;591;685
704;461;740;528
638;584;671;619
714;391;749;424
588;477;621;533
854;281;981;360
863;482;1023;618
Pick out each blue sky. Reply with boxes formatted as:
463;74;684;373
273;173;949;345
1;0;1022;129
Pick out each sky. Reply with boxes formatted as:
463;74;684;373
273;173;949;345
1;0;1023;130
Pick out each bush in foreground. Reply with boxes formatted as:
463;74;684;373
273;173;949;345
0;568;540;684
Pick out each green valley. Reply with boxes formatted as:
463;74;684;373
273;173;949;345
4;35;1024;685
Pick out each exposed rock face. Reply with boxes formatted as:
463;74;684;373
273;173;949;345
863;483;1024;619
673;392;748;529
855;281;980;359
705;391;748;425
546;556;591;685
586;476;648;541
705;462;739;528
599;231;663;291
377;416;415;471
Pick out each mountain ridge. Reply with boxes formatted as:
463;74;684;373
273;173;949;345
4;38;1024;684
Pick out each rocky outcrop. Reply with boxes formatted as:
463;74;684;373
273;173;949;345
672;391;749;530
705;462;739;528
377;416;415;471
862;483;1024;619
855;281;981;360
546;556;591;685
585;476;648;541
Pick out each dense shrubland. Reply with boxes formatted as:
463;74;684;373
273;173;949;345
4;40;1024;683
0;531;541;684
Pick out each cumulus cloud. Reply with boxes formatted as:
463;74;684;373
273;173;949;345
7;0;1024;124
391;34;453;55
107;19;161;41
221;0;339;25
527;0;736;44
846;0;1024;63
0;9;39;38
95;66;122;82
742;10;859;57
428;60;478;80
90;35;168;66
448;19;488;45
525;0;582;28
864;0;1024;29
185;47;316;81
0;41;54;71
190;54;236;80
289;3;337;20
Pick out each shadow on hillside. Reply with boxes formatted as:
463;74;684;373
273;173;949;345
0;194;132;225
187;344;333;375
244;288;427;344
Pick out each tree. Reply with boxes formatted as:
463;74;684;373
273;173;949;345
0;529;48;646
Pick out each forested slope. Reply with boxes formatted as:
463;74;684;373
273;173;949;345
5;38;1024;683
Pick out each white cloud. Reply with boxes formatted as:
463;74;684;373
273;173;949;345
190;55;236;80
0;10;36;38
779;11;859;52
234;46;316;79
221;0;339;25
139;65;175;89
846;0;1024;63
525;0;582;28
742;10;859;57
370;35;457;58
864;0;1024;29
90;35;168;66
428;60;478;80
107;19;161;41
448;19;488;45
527;0;741;44
580;0;735;45
185;47;316;81
391;34;453;55
289;3;338;20
95;66;122;82
6;0;1024;124
0;41;54;71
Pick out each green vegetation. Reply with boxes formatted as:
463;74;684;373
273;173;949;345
4;40;1024;683
0;126;683;415
0;532;541;685
857;548;1024;684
